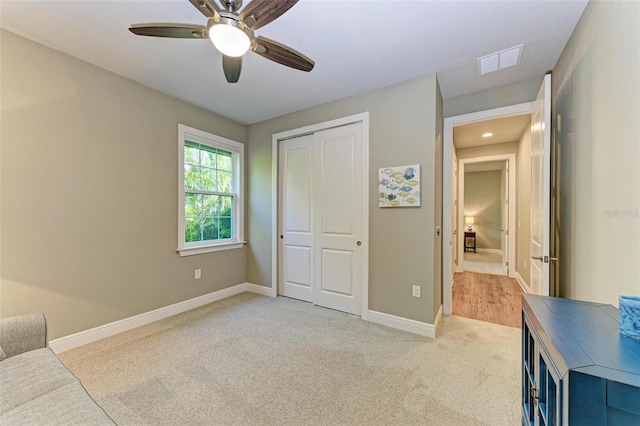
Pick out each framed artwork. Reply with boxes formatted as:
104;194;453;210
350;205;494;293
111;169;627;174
378;164;421;207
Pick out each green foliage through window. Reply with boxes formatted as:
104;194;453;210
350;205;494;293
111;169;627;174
184;141;234;243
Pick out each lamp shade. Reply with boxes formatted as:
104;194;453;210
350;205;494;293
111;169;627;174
209;23;251;57
465;216;474;231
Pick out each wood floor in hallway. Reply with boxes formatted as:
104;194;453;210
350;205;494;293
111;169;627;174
452;271;524;328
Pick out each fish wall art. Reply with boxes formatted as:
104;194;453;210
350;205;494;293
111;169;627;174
378;165;421;207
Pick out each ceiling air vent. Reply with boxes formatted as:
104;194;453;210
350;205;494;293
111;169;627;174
477;44;523;75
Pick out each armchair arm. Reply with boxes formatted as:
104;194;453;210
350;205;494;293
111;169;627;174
0;313;47;358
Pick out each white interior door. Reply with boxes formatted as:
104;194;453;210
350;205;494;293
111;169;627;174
452;151;459;273
530;74;552;295
278;135;314;302
501;163;509;274
313;123;363;315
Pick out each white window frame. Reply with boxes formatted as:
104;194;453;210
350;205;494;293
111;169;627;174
177;124;244;256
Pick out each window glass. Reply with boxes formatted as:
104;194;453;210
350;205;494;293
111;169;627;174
178;125;243;255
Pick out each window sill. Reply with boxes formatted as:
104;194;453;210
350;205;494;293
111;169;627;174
177;241;246;257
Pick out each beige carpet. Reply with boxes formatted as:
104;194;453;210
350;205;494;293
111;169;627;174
60;293;521;425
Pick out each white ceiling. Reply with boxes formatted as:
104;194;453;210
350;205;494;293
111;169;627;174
0;0;588;125
454;114;531;149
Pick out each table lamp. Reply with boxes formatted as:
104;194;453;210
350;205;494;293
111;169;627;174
465;216;474;232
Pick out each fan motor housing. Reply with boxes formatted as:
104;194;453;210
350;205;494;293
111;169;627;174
220;0;242;12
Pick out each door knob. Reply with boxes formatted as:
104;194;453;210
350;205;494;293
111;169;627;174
532;255;559;263
356;241;362;246
280;235;283;239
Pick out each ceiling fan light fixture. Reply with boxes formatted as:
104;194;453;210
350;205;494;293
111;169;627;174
208;18;251;57
130;0;314;84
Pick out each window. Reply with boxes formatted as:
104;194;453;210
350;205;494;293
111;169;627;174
178;124;244;256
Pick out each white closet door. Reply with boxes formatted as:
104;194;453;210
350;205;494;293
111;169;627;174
312;123;363;315
278;135;314;302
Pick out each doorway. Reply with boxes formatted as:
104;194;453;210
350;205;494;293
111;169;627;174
458;155;516;277
271;113;370;317
443;102;535;316
444;76;553;322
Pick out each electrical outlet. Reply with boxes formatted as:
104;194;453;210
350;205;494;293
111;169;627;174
194;269;201;279
412;285;421;298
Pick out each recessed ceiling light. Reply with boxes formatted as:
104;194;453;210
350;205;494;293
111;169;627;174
482;132;494;138
477;44;524;75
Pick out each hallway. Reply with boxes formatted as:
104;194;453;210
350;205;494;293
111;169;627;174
463;251;505;275
452;271;523;328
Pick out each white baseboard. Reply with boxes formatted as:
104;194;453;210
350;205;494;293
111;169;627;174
368;310;436;338
50;282;275;354
476;248;503;255
246;282;277;297
50;281;441;352
515;272;531;293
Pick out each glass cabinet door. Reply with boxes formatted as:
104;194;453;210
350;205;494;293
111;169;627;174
522;317;536;426
538;349;562;426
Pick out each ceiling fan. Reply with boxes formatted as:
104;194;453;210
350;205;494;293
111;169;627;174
129;0;314;83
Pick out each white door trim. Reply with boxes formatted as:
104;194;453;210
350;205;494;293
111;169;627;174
271;112;370;320
458;154;516;277
442;102;534;315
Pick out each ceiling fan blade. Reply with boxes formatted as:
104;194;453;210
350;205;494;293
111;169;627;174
253;36;314;72
187;0;221;18
222;55;242;83
240;0;298;30
129;24;207;39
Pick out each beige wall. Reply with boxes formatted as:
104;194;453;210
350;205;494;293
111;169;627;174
247;75;442;324
516;121;532;287
9;0;633;339
0;31;248;338
444;77;542;118
464;171;502;249
552;0;640;306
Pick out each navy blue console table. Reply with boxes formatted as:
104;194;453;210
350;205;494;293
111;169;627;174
522;295;640;425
